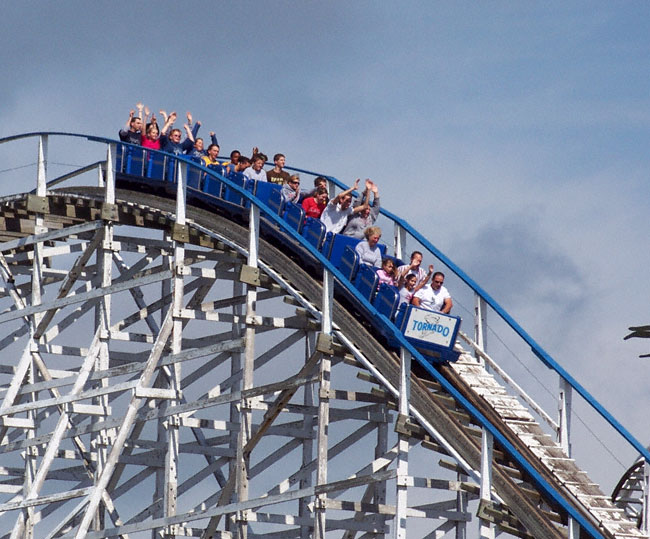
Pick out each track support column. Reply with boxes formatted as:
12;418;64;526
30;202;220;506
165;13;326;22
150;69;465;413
163;161;187;538
300;332;316;539
394;348;411;539
641;461;650;536
93;142;117;531
314;269;334;538
558;377;572;456
558;377;576;538
394;224;406;262
474;294;487;365
479;429;495;539
236;204;260;539
23;135;49;539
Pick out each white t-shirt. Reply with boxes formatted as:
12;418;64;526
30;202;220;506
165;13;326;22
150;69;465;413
414;284;451;312
243;166;267;182
320;202;353;234
396;265;428;287
398;286;413;307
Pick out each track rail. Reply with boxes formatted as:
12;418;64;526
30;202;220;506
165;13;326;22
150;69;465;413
0;132;645;538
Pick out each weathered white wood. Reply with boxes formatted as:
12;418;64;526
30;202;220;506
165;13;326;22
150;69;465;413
474;294;487;365
0;268;173;324
394;348;411;539
558;377;573;457
314;349;331;539
0;220;104;254
479;429;495;539
75;307;175;538
321;270;333;335
641;462;650;535
394;223;406;262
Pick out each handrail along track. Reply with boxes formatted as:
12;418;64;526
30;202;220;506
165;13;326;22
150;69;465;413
0;131;646;538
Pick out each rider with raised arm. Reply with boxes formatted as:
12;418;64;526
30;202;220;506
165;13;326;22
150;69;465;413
320;179;368;234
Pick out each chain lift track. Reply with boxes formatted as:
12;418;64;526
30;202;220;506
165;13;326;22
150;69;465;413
0;133;646;538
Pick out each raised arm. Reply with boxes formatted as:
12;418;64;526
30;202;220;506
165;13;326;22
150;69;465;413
331;178;360;205
412;264;434;292
209;131;218;146
123;109;135;130
142;106;152;127
136;102;144;120
186;112;201;139
183;124;195;143
369;182;381;219
161;112;177;136
358;179;371;206
351;200;370;215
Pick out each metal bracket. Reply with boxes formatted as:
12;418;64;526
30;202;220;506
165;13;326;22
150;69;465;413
100;202;118;221
26;194;49;214
239;265;261;287
316;332;334;355
172;222;190;243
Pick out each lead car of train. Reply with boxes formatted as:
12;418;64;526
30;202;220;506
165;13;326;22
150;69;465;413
114;142;461;364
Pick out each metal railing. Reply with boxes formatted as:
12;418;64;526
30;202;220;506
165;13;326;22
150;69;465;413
1;132;645;537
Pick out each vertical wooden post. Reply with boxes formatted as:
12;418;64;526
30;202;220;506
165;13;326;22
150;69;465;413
394;224;406;261
479;429;495;539
163;160;187;537
235;203;260;538
300;332;316;539
314;269;333;538
394;348;411;539
474;294;487;365
558;377;572;456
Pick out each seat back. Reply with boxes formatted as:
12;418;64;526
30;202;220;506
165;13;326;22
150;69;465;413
302;217;326;250
267;187;284;215
354;264;379;302
383;254;404;269
283;202;305;234
325;234;361;270
126;148;146;176
147;153;166;180
223;172;246;206
203;175;223;198
186;165;203;190
373;283;400;320
393;302;408;330
338;245;359;282
255;182;282;209
166;157;178;183
116;144;126;173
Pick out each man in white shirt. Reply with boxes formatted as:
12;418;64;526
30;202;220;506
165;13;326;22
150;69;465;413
412;271;452;313
320;178;368;234
396;251;430;287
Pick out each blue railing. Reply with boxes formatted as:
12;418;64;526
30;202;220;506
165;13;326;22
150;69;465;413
0;132;642;537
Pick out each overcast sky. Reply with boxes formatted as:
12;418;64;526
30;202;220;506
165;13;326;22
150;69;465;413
2;1;650;488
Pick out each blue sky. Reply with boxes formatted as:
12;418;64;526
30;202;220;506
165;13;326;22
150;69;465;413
2;1;650;487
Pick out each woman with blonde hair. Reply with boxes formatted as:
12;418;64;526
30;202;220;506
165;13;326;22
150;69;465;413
354;226;382;268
